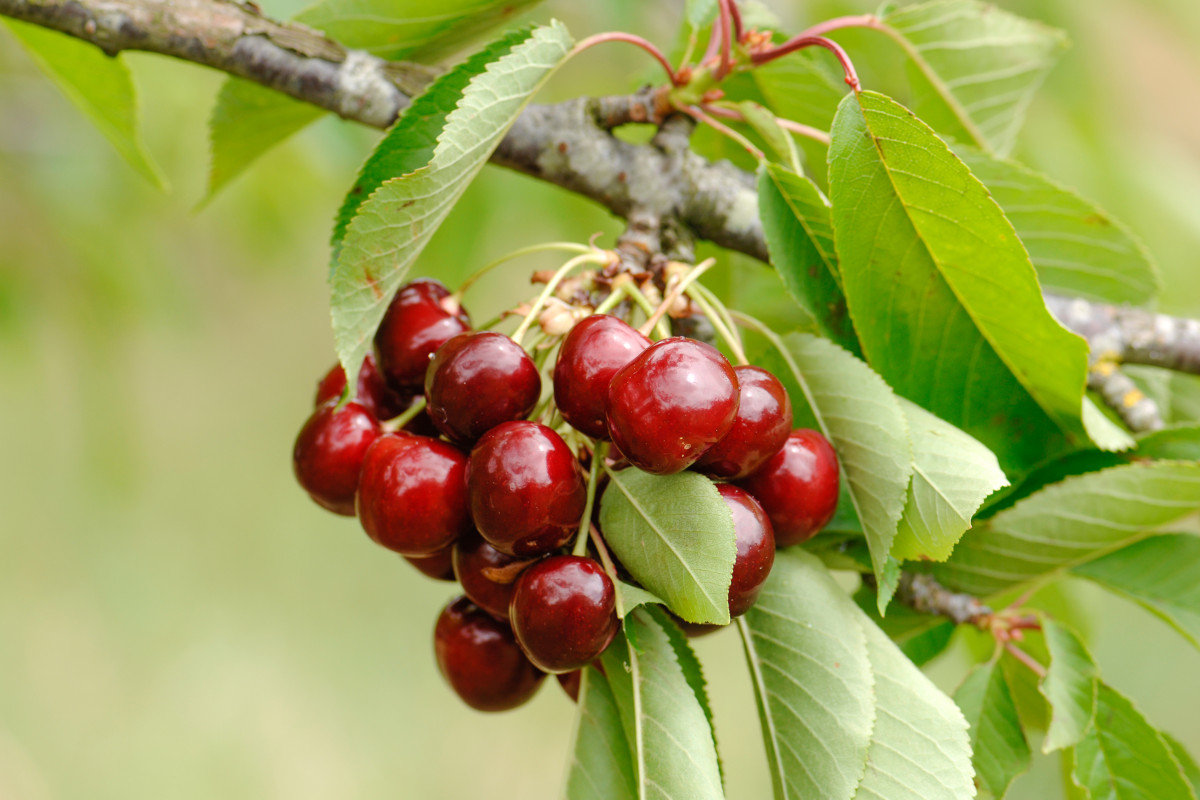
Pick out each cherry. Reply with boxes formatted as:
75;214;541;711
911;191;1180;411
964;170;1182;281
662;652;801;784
375;279;470;390
694;365;792;480
425;332;541;446
553;314;650;439
356;433;472;556
606;337;740;474
737;429;839;547
468;421;587;556
404;546;456;582
453;532;531;620
315;353;407;420
716;484;775;617
509;555;619;673
293;400;380;516
434;597;545;712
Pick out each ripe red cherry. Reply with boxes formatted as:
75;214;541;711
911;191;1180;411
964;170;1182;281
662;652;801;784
453;532;531;620
293;400;380;516
434;597;545;712
606;337;740;474
554;315;651;439
356;433;472;556
694;366;792;480
468;421;587;556
425;332;541;446
375;279;471;390
737;429;840;546
314;353;408;420
716;484;775;617
509;555;619;673
404;546;455;581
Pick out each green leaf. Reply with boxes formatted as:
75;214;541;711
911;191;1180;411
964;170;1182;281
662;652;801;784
934;462;1200;596
649;606;723;785
1039;619;1098;754
753;49;845;134
851;610;975;800
565;667;637;800
953;145;1159;305
1134;424;1200;461
880;0;1068;155
4;19;165;189
1072;683;1197;800
853;586;955;667
754;330;913;608
686;0;719;32
740;550;875;800
892;398;1008;563
757;165;859;353
331;26;534;262
331;22;573;386
615;581;665;619
1071;534;1200;650
599;468;736;625
739;102;801;172
828;90;1091;473
1082;397;1137;453
600;608;724;800
1164;733;1200;797
954;661;1031;798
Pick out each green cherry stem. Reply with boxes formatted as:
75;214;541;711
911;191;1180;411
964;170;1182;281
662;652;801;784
638;257;717;337
687;286;748;365
512;252;612;345
572;441;607;557
588;521;626;618
452;241;594;301
689;281;744;355
381;395;427;432
592;286;628;316
616;279;671;340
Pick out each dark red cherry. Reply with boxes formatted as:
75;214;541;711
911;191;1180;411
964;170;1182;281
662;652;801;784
468;421;587;556
606;337;740;474
694;366;792;480
314;353;408;420
509;556;619;673
716;484;775;617
375;279;471;390
434;597;545;712
404;546;455;581
554;315;651;439
293;400;380;516
356;433;472;556
453;532;532;620
425;332;541;446
737;429;839;546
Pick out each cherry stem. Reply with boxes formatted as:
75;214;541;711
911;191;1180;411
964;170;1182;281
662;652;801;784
689;282;743;355
676;104;765;161
572;32;682;87
381;396;426;432
701;103;832;146
588;521;625;617
687;286;749;365
453;241;594;301
512;252;611;345
616;278;671;340
750;35;861;92
593;285;628;316
1004;642;1048;678
638;258;716;337
716;0;734;78
702;11;724;65
573;442;608;557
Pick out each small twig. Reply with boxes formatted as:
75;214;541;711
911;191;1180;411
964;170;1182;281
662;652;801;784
892;573;993;627
1088;360;1164;432
1046;294;1200;375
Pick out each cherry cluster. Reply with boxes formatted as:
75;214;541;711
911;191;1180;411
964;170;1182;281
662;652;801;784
293;274;840;713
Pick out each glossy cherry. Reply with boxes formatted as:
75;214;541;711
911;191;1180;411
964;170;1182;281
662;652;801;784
554;314;651;439
314;353;408;420
453;532;532;620
509;555;619;673
375;279;471;390
425;332;541;446
737;428;839;546
694;365;792;480
468;421;587;556
356;433;472;556
403;546;456;582
606;337;740;474
434;596;545;712
293;400;380;516
716;484;775;617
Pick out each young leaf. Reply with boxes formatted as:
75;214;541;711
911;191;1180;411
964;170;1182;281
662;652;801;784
1082;397;1137;453
598;468;736;625
331;26;535;262
331;22;573;388
753;330;913;608
934;462;1200;596
880;0;1068;155
891;398;1008;563
600;609;724;800
565;667;637;800
756;164;859;353
851;611;975;800
615;581;665;619
740;550;875;800
1039;619;1098;754
954;145;1160;305
1071;534;1200;650
954;661;1031;798
649;606;723;785
1072;683;1198;800
828;90;1091;473
738;102;801;172
3;19;165;189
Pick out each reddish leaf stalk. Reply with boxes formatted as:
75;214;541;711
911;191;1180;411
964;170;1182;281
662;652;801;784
572;32;682;86
727;0;745;43
750;35;861;91
1004;643;1048;678
676;104;765;160
794;14;882;39
700;103;832;145
716;0;734;78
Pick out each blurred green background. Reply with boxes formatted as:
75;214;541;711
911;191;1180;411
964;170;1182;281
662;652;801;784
2;1;1199;798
